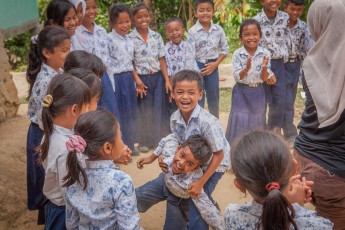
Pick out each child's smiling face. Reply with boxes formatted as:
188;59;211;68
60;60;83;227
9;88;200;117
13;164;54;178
165;21;185;45
172;145;200;174
112;12;131;36
261;0;281;15
194;2;214;26
83;0;98;25
63;7;78;36
133;8;151;31
241;24;261;51
284;2;304;23
173;80;203;122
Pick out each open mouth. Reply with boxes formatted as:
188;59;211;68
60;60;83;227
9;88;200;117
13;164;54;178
180;101;191;108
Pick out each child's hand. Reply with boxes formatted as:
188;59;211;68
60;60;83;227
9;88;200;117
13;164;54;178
188;180;204;198
165;80;172;94
136;81;148;98
246;56;252;70
201;62;218;76
137;157;150;169
266;75;276;85
158;155;168;173
262;56;269;68
285;174;314;206
115;145;132;165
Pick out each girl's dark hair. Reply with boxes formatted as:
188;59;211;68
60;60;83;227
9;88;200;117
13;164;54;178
239;19;262;39
131;2;150;17
27;26;70;99
181;134;212;166
285;0;305;6
45;0;76;27
195;0;214;9
67;68;102;99
64;50;106;77
108;3;130;25
40;74;91;163
172;70;203;91
231;131;298;230
63;110;119;190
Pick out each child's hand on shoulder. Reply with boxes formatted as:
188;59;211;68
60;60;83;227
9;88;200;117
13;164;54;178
115;145;132;165
201;62;218;76
266;75;276;85
188;179;204;198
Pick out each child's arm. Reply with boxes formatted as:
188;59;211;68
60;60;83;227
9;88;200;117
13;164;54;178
132;68;147;98
201;54;226;76
137;153;158;169
239;56;252;80
159;57;172;95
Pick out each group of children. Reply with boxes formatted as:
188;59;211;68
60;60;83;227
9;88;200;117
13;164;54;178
24;0;335;229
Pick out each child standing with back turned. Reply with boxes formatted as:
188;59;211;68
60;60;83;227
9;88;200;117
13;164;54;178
225;19;275;146
187;0;229;118
254;0;289;135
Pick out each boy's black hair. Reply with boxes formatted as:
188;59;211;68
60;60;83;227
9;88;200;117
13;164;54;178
164;17;184;30
195;0;214;9
181;134;212;166
108;3;130;24
239;19;262;39
285;0;305;6
172;70;203;91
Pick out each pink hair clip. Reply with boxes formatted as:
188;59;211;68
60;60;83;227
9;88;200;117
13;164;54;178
66;135;87;153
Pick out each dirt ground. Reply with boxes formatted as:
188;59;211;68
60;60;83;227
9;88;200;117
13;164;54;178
0;104;253;230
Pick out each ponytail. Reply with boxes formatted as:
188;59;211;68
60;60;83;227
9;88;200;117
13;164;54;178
258;188;298;230
40;100;54;163
26;37;42;100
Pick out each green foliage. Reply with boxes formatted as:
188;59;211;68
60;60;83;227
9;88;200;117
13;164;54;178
4;32;31;72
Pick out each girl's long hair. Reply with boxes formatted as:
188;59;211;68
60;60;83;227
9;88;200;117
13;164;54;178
45;0;76;27
63;110;119;190
26;26;70;100
231;131;298;230
40;74;91;163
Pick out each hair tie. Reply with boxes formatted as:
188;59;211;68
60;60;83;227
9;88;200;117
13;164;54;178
42;95;53;108
66;135;87;153
31;35;38;45
265;182;280;192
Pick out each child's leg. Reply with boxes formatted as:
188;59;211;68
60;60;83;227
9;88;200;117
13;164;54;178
267;59;287;130
283;60;301;141
98;72;120;118
197;61;220;118
45;201;66;230
114;72;138;150
26;123;45;224
164;195;189;230
188;172;224;230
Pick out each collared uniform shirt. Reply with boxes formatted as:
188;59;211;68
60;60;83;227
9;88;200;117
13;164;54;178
107;29;134;75
165;40;198;76
170;104;230;172
233;46;274;84
254;9;289;62
65;160;142;230
287;19;314;60
27;63;58;125
42;125;73;206
224;200;333;230
128;28;165;75
187;20;229;64
70;35;83;51
75;23;109;66
154;134;224;230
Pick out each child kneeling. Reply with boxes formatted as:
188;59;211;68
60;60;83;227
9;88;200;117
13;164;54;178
136;134;224;230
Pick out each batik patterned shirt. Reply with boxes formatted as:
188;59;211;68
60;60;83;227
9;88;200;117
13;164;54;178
75;23;109;65
128;28;165;75
287;19;314;60
187;20;229;64
254;9;289;62
170;104;230;172
70;35;83;51
107;29;134;75
27;63;58;125
165;40;198;76
225;200;333;230
154;133;224;230
65;160;142;230
233;46;274;84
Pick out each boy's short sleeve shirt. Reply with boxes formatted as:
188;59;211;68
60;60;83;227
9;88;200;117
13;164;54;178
187;20;229;64
232;46;274;84
107;29;134;74
75;23;109;66
128;28;165;75
165;40;198;77
254;9;289;62
287;19;314;60
170;104;230;172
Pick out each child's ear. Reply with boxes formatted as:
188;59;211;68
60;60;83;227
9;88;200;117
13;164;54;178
234;178;246;194
42;48;52;60
71;104;79;117
103;142;112;155
198;89;203;100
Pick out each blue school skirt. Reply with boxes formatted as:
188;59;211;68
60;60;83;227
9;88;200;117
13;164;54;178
45;201;66;230
98;72;120;119
136;71;166;147
226;83;266;146
114;71;138;150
